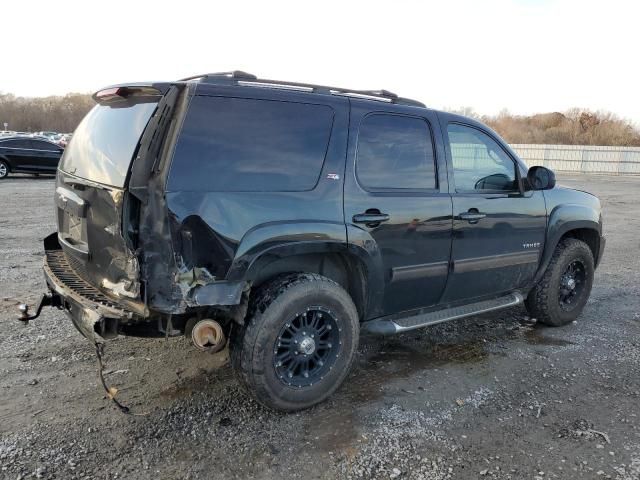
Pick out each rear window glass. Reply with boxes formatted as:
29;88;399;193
167;96;334;192
356;114;436;191
60;100;157;187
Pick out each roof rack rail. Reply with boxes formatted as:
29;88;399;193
178;72;425;107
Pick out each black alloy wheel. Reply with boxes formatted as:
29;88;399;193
274;306;340;388
558;259;587;311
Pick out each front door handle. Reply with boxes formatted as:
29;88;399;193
459;211;487;222
353;212;390;227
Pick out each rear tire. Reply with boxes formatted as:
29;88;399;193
230;273;359;411
525;238;594;326
0;160;9;179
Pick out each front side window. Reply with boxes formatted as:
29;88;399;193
168;96;334;192
356;114;436;191
448;124;517;192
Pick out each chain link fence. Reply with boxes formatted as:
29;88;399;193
511;144;640;175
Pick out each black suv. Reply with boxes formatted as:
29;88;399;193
22;72;605;412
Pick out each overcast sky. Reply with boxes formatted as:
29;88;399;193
3;0;638;123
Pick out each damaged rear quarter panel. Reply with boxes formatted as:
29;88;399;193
135;86;351;312
164;190;347;306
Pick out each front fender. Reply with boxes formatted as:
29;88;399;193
535;203;602;282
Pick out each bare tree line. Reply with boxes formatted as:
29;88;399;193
0;93;94;133
2;92;640;147
449;107;640;147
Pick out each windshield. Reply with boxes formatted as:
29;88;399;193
60;100;157;187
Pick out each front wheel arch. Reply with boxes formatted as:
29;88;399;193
534;222;601;285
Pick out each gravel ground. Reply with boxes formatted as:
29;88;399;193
1;173;639;480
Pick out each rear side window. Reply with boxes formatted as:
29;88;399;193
356;114;436;191
30;140;58;151
1;139;30;149
168;97;334;192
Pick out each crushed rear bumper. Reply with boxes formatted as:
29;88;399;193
40;247;144;343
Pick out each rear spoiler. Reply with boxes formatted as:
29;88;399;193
92;82;173;104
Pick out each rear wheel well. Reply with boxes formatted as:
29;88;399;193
249;253;368;320
559;228;600;263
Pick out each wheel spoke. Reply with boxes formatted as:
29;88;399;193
309;311;319;329
301;358;310;378
312;352;324;367
316;324;330;337
276;350;293;363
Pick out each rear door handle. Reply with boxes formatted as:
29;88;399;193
459;212;486;222
353;213;390;227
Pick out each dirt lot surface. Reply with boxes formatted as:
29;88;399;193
1;173;639;480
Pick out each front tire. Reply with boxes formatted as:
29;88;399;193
230;273;359;411
525;238;595;326
0;160;9;179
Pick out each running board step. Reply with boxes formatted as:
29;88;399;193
362;292;524;335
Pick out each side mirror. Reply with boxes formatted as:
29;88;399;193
527;166;556;190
